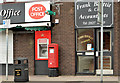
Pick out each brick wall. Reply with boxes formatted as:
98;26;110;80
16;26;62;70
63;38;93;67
52;2;75;75
13;3;75;76
113;2;120;76
12;2;120;76
13;32;35;75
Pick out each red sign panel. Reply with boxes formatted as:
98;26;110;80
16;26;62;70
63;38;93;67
39;39;47;44
29;4;46;19
35;30;51;60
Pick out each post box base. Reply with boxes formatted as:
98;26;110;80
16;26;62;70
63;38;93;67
48;68;59;77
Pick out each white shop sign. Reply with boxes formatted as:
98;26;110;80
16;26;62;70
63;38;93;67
25;1;50;22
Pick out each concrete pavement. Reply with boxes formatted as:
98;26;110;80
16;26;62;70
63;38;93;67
0;75;119;82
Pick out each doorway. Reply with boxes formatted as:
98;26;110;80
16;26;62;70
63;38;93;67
76;28;113;75
76;29;95;74
96;29;113;75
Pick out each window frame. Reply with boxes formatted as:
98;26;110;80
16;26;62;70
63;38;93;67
97;30;112;52
76;29;94;52
37;38;49;59
77;55;95;73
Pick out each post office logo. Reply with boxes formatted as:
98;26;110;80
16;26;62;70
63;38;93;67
29;4;46;19
25;1;50;22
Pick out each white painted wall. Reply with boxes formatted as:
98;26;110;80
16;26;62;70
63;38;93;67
6;0;15;2
0;0;3;3
0;30;13;64
5;0;47;2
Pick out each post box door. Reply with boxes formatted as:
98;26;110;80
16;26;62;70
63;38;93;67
48;48;55;67
48;44;58;68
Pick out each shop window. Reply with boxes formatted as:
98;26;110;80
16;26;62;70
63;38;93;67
77;29;94;52
0;30;13;64
77;56;94;73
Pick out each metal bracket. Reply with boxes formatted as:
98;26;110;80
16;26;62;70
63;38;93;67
50;0;63;15
55;3;63;15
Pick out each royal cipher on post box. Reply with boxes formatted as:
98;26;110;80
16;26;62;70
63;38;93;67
48;43;58;68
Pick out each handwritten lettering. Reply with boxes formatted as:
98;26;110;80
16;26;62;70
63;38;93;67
78;35;93;44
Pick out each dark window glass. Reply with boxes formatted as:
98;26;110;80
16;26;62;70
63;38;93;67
98;32;111;51
77;29;94;51
39;44;47;57
77;56;94;73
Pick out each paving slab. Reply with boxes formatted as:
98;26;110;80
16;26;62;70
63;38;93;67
0;75;119;83
1;81;119;83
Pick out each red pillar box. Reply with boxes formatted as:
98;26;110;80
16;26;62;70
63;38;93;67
48;43;58;68
35;30;51;60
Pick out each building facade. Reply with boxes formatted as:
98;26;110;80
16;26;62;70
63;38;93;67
0;1;120;76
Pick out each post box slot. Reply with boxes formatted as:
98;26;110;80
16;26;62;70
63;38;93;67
49;47;54;48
